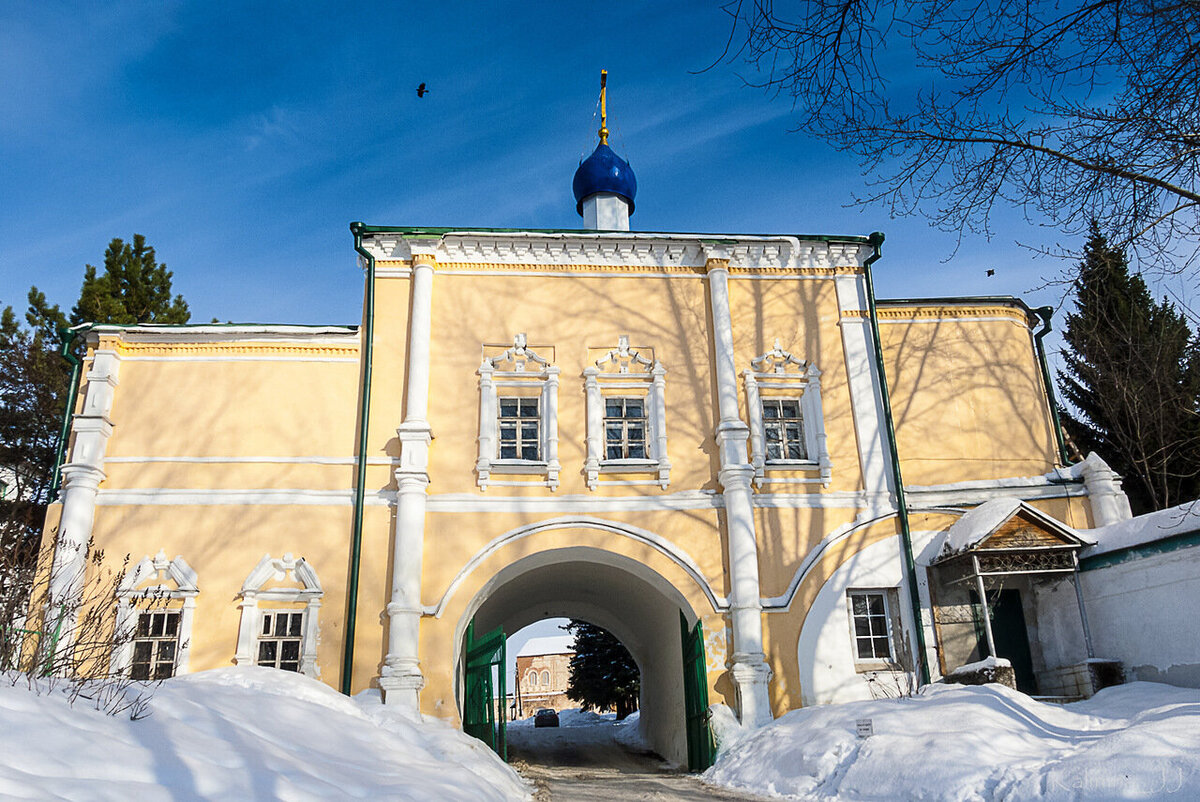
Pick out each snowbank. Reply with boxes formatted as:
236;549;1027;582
0;668;530;801
1085;501;1200;556
705;682;1200;801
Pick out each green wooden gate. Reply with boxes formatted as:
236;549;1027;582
463;620;507;761
680;611;715;772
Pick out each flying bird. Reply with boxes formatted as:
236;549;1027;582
986;269;995;277
417;83;428;98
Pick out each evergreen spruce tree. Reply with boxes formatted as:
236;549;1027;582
1058;225;1200;514
71;234;190;325
563;620;640;720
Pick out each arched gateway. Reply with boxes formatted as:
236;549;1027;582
41;74;1121;774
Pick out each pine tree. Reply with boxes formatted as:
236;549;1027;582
1058;225;1200;514
563;620;640;720
71;234;190;325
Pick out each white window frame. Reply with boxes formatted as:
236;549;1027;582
111;550;198;678
584;335;671;489
846;588;900;669
743;339;831;488
476;333;560;490
234;553;322;677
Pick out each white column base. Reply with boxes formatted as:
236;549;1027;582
729;653;774;728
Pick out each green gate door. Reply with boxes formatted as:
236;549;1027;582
463;620;507;761
680;611;715;772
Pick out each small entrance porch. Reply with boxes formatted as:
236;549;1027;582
927;499;1122;698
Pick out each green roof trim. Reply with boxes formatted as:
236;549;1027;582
348;222;873;243
1080;528;1200;571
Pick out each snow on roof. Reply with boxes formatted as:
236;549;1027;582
937;497;1025;557
934;497;1092;560
515;635;575;658
1083;501;1200;557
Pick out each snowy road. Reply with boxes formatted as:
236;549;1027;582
507;714;767;801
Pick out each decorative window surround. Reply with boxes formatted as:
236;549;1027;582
743;340;832;488
584;336;670;489
111;551;198;677
476;334;560;490
234;553;322;677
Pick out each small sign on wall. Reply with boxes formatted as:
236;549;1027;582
855;718;874;739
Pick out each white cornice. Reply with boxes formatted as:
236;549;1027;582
88;325;359;345
361;231;873;271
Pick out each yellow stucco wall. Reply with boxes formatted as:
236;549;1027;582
41;242;1094;728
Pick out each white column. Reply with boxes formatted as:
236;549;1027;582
476;362;496;488
543;366;561;489
233;594;259;666
705;256;773;728
176;596;196;674
382;251;436;708
651;364;671;488
583;367;602;489
48;345;119;658
301;597;321;677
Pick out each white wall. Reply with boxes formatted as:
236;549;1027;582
1039;545;1200;688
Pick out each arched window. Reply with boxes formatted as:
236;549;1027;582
233;553;322;677
111;550;198;679
526;669;538;686
541;669;550;685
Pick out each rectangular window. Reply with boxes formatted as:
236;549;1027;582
257;611;305;672
762;398;806;461
130;610;180;680
849;591;893;661
498;397;541;461
604;397;646;460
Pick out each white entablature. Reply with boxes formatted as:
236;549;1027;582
359;231;873;271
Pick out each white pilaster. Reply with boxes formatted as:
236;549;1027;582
382;251;436;708
583;367;603;488
705;255;773;727
834;275;894;498
48;346;120;653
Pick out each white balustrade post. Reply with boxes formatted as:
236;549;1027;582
705;256;774;727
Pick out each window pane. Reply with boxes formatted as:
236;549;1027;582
258;641;277;665
262;615;273;636
154;662;174;680
867;595;885;615
854;617;872;637
606;445;622;460
521;423;538;441
130;661;150;681
873;637;890;658
627;424;644;442
133;641;152;662
281;640;301;661
628;444;645;459
785;424;802;442
762;402;779;419
765;425;782;442
606;399;623;416
500;445;517;459
149;614;165;638
781;400;801;418
521;445;539;460
158;641;177;661
288;614;303;637
519;398;538;417
606;425;622;442
625;399;643;418
164;613;179;636
855;639;874;660
766;443;781;460
787;443;804;460
499;425;516;443
499;399;518;417
851;595;868;616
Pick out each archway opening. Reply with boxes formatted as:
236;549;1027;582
458;546;698;766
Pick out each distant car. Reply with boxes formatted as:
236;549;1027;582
534;708;559;727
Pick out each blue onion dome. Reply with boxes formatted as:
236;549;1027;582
572;143;637;216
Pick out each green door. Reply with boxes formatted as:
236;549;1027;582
463;620;507;760
972;589;1037;694
680;611;715;772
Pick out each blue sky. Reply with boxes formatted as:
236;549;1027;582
1;1;1085;328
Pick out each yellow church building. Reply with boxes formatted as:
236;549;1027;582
40;84;1132;767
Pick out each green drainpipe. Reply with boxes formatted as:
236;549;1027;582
862;232;932;686
1031;307;1072;465
343;222;377;696
50;323;91;499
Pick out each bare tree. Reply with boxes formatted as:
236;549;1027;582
715;1;1200;272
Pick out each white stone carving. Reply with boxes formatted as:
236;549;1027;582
476;334;561;490
111;551;199;676
234;553;322;677
743;339;832;487
583;336;671;489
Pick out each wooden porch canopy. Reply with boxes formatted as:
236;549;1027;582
931;498;1097;661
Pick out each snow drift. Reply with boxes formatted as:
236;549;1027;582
0;667;529;801
705;681;1200;801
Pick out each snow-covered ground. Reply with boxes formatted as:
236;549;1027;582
0;667;529;801
706;681;1200;801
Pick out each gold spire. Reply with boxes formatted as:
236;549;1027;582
598;69;609;145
